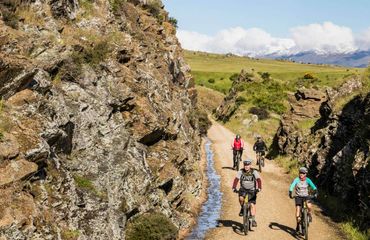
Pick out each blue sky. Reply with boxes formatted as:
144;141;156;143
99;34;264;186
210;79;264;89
162;0;370;55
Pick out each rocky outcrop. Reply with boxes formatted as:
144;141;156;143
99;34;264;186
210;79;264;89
0;1;203;239
215;70;256;122
273;77;369;229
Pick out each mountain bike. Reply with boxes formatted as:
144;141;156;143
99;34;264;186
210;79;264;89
233;149;242;171
295;196;313;240
236;190;256;235
256;151;265;172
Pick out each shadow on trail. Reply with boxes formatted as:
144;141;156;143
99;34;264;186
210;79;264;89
269;222;299;239
221;166;236;171
217;219;251;236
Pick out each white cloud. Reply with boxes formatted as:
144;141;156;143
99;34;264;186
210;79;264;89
290;22;356;54
176;22;370;56
356;28;370;51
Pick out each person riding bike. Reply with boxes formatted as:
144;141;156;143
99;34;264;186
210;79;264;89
232;159;262;227
231;134;244;169
253;136;267;164
289;167;318;232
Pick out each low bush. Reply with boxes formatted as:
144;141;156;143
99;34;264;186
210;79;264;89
208;78;215;84
126;213;177;240
168;17;178;28
303;73;315;79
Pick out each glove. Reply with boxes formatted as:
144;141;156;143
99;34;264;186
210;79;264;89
256;188;261;193
289;191;293;199
232;188;237;193
313;190;318;199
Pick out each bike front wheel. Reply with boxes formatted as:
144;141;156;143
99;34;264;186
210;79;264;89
243;203;249;235
303;209;309;239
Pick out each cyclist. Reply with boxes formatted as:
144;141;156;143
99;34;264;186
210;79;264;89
231;134;244;169
232;159;262;227
289;167;318;232
253;136;267;165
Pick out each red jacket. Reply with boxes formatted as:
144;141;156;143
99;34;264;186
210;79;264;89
231;138;244;150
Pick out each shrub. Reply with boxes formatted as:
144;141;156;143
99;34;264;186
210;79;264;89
235;96;246;106
303;73;315;79
188;108;211;135
168;17;178;28
208;78;215;84
0;6;19;29
126;213;177;240
229;73;239;81
249;107;270;120
258;72;271;80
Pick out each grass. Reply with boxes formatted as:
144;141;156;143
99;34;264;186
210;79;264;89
341;222;369;240
126;212;177;240
273;155;300;179
61;229;80;240
186;51;363;94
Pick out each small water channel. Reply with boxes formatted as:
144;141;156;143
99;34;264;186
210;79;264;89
186;139;222;240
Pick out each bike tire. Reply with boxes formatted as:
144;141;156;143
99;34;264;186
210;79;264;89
243;203;249;235
258;157;262;172
303;209;309;240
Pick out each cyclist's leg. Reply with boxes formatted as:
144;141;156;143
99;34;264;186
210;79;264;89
249;192;257;226
233;149;237;167
307;201;313;221
238;190;247;216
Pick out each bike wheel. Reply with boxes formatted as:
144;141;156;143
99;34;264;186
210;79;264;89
303;209;309;240
261;157;265;167
258;156;262;172
243;203;249;235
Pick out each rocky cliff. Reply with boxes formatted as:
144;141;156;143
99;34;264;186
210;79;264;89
273;76;369;230
0;0;203;239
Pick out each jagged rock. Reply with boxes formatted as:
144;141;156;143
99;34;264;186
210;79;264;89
0;159;38;186
0;134;19;160
0;0;203;238
273;79;369;229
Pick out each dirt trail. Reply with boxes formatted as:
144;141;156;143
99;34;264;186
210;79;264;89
205;121;344;240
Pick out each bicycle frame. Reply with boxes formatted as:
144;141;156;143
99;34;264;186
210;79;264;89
295;196;312;240
243;193;251;235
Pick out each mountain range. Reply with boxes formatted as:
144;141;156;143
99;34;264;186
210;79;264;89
264;50;370;68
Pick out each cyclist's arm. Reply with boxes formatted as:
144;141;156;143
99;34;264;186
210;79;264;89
306;178;317;191
253;170;262;190
289;178;299;192
253;143;257;151
232;171;242;189
263;142;267;151
241;139;245;149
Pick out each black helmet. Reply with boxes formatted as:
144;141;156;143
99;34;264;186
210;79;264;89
236;134;241;139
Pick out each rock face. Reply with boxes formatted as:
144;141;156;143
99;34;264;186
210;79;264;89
0;1;203;239
274;77;369;229
215;70;256;122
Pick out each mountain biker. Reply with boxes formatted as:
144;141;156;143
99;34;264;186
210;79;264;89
289;167;318;232
232;159;262;227
253;136;267;164
231;134;244;169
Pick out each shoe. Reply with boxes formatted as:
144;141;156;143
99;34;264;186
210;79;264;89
296;223;300;232
252;220;257;227
239;207;243;217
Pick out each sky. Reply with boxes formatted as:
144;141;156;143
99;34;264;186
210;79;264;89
162;0;370;56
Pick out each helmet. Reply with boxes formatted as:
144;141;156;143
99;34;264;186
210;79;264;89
243;159;252;165
256;135;261;140
299;167;308;174
236;134;241;139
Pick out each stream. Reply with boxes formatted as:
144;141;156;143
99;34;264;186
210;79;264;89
186;139;222;240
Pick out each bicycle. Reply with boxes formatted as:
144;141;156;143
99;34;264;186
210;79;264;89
233;149;242;171
295;196;313;240
256;151;265;172
236;190;256;235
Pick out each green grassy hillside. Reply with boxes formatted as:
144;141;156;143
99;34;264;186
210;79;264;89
186;50;365;144
185;50;362;94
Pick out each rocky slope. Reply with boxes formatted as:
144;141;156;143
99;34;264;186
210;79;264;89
273;76;369;230
0;0;203;239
